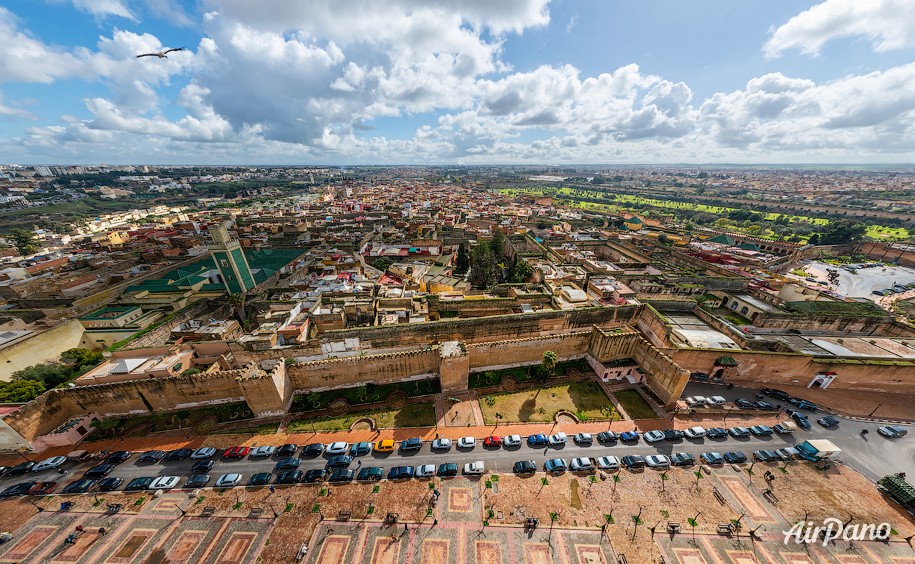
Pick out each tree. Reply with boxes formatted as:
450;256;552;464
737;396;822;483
818;220;866;245
8;228;39;255
0;379;45;403
454;243;470;275
509;260;533;283
807;233;820;245
12;362;73;389
60;348;103;369
226;292;248;329
372;257;394;272
542;351;558;378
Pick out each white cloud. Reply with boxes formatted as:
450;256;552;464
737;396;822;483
143;0;195;27
52;0;136;20
0;7;87;83
764;0;915;58
0;92;36;120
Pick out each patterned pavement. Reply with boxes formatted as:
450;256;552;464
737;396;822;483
0;493;274;564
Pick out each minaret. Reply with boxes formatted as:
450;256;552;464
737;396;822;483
208;224;255;294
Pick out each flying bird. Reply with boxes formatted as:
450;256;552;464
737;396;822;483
136;47;184;59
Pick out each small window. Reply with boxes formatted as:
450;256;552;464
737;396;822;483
220;259;229;267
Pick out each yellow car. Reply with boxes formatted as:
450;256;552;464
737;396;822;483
375;439;395;452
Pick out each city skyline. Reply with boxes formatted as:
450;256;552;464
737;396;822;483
2;1;915;165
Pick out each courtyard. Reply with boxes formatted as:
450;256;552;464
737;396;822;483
478;382;619;424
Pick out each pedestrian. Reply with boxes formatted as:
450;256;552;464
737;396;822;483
98;527;106;536
357;460;362;467
269;485;275;494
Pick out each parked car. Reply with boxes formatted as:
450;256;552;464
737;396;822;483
756;400;775;410
138;450;167;463
570;457;594;472
723;451;747;464
274;458;301;471
700;452;724;465
645;455;670;469
749;425;773;437
149;476;180;490
415;464;436;478
544;458;568;474
513;460;537;474
878;425;908;438
670;453;695;467
728;427;751;438
457;436;476;449
573;433;592;446
463;461;486;475
527;434;548;446
350;442;373;456
774;447;799;461
437;463;458;477
276;471;303;484
797;400;819;411
753;450;778;462
400;438;423;452
29;481;58;495
165;448;193;461
685;396;707;407
95;477;123;492
125;477;156;493
706;396;726;406
817;415;839;428
773;422;795;434
482;436;502;448
325;442;349;455
222;447;250;459
66;450;92;463
357;467;384;481
191;447;216;459
248;473;273;486
301;469;327;483
502;435;522;447
329;469;354;483
619;431;640;442
7;462;34;476
104;450;133;465
791;412;812;429
547;432;568;446
388;466;415;480
690;372;709;381
663;429;685;441
249;446;276;459
374;440;395;453
185;474;211;489
431;438;452;451
326;455;352;468
705;428;728;439
303;443;326;456
32;456;67;473
597;431;618;443
84;463;114;479
621;455;646;469
276;444;299;458
643;430;665;443
0;482;37;498
62;479;97;494
735;398;757;409
762;388;790;401
596;456;621;470
684;426;706;439
191;460;215;474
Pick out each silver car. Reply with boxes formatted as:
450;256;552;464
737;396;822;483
415;464;436;478
646;455;670;469
596;456;620;470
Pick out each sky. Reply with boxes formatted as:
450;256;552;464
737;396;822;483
2;0;915;165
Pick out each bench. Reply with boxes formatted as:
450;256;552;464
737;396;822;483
200;506;216;517
337;511;351;522
105;503;122;514
712;488;726;505
762;489;779;504
248;508;263;518
717;523;734;536
667;522;681;534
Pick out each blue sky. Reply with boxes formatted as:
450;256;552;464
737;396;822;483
2;0;915;164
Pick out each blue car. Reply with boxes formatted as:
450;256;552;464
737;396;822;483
527;434;548;447
544;458;568;474
619;431;640;442
388;466;415;480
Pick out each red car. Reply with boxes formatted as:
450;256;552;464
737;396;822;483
483;436;502;447
29;481;58;495
222;446;250;459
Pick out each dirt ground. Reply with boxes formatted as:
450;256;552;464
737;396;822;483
36;490;151;514
760;383;915;421
771;461;915;537
0;499;40;534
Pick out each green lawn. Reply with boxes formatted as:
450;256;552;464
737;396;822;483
613;389;658;420
865;224;910;241
287;403;436;432
479;382;618;424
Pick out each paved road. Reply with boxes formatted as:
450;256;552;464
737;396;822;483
4;383;912;493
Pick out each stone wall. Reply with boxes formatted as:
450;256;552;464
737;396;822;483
668;348;915;394
466;332;591;371
285;348;440;391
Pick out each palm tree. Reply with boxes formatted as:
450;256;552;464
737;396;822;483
227;292;248;330
542;351;558;380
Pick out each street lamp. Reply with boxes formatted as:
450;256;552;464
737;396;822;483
868;404;881;417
